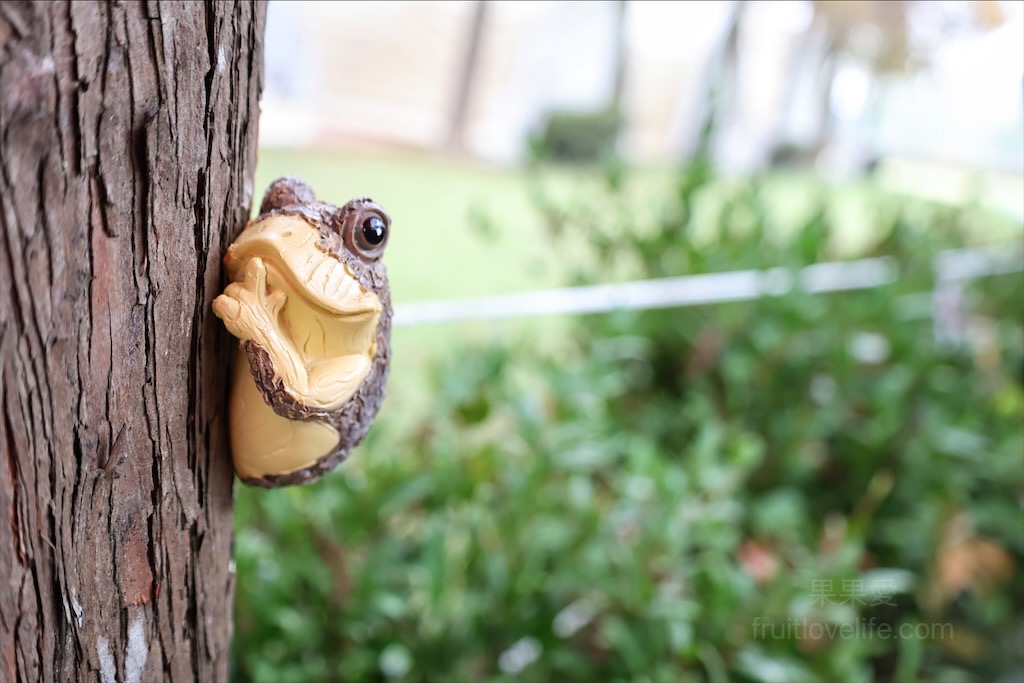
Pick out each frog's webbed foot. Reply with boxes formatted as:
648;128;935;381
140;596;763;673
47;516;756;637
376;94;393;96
213;257;306;389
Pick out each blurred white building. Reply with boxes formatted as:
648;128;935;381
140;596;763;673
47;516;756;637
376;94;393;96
261;1;742;162
260;0;1024;175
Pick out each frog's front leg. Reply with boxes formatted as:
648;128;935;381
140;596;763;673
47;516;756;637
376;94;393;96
213;257;310;396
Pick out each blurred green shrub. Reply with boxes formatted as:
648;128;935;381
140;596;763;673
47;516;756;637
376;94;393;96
232;159;1023;682
534;108;621;164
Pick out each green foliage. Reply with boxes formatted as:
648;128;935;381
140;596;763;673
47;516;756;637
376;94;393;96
534;109;621;164
232;159;1023;682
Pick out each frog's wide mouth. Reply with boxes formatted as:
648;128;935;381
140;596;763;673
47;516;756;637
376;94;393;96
225;214;382;319
221;213;382;412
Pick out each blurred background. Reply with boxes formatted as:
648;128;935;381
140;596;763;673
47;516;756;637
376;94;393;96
233;2;1024;681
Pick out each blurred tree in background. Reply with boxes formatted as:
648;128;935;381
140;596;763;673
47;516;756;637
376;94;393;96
773;0;1010;166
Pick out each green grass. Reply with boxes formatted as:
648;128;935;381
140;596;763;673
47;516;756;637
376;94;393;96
251;148;1023;424
254;149;1022;304
254;148;570;301
255;148;558;417
252;148;676;419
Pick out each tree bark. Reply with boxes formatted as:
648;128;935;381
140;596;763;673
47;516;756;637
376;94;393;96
0;2;265;681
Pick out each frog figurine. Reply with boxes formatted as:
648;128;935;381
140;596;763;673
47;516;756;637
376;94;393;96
213;177;391;487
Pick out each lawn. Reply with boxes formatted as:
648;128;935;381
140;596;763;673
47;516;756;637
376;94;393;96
253;148;1022;304
251;147;1023;422
254;147;573;301
253;147;679;417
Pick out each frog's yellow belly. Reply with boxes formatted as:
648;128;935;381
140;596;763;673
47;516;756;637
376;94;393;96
228;349;339;478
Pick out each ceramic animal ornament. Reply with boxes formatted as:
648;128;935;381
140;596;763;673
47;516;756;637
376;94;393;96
213;177;392;487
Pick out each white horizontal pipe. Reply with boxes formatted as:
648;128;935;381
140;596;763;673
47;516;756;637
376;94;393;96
392;243;1022;327
936;242;1024;281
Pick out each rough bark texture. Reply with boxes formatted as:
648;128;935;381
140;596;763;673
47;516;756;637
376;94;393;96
0;2;265;681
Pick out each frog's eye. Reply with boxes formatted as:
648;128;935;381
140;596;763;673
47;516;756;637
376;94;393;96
350;209;389;259
362;215;386;245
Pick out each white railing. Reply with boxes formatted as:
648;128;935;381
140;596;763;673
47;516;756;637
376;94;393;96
392;242;1023;328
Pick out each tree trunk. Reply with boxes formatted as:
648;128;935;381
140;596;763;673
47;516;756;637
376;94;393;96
0;2;265;681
